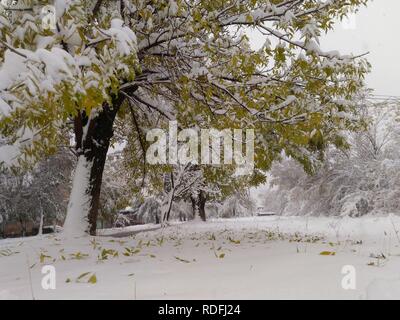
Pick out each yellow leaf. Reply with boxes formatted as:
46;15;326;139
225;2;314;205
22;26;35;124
319;251;336;256
88;274;97;284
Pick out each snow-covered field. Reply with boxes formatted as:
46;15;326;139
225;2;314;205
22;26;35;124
1;216;400;300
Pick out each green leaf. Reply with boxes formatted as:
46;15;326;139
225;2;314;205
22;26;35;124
319;251;336;256
39;253;52;263
70;252;89;260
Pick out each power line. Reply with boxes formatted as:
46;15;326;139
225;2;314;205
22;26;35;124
369;94;400;99
366;94;400;103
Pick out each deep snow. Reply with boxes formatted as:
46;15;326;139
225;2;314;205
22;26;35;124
1;216;400;300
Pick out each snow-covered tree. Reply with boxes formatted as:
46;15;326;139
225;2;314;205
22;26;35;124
0;0;369;236
219;190;255;218
263;102;400;217
97;151;132;227
162;163;208;223
0;149;73;236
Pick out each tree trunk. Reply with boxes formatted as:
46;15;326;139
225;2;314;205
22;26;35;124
63;95;126;237
19;218;26;237
0;222;4;239
162;191;174;227
190;195;196;219
38;206;44;236
198;190;207;222
165;173;174;223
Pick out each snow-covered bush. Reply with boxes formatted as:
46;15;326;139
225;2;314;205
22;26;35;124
114;197;194;226
205;202;221;219
263;104;400;217
219;192;256;218
98;152;133;228
136;197;162;224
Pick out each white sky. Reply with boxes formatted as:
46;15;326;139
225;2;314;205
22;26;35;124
250;0;400;97
321;0;400;97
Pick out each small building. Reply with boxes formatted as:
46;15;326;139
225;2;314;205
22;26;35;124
256;207;276;217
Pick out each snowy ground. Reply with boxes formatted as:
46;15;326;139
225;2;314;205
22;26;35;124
1;216;400;300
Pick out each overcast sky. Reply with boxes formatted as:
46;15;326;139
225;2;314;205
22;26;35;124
321;0;400;97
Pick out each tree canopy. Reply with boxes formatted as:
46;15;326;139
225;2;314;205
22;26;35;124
0;0;370;236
